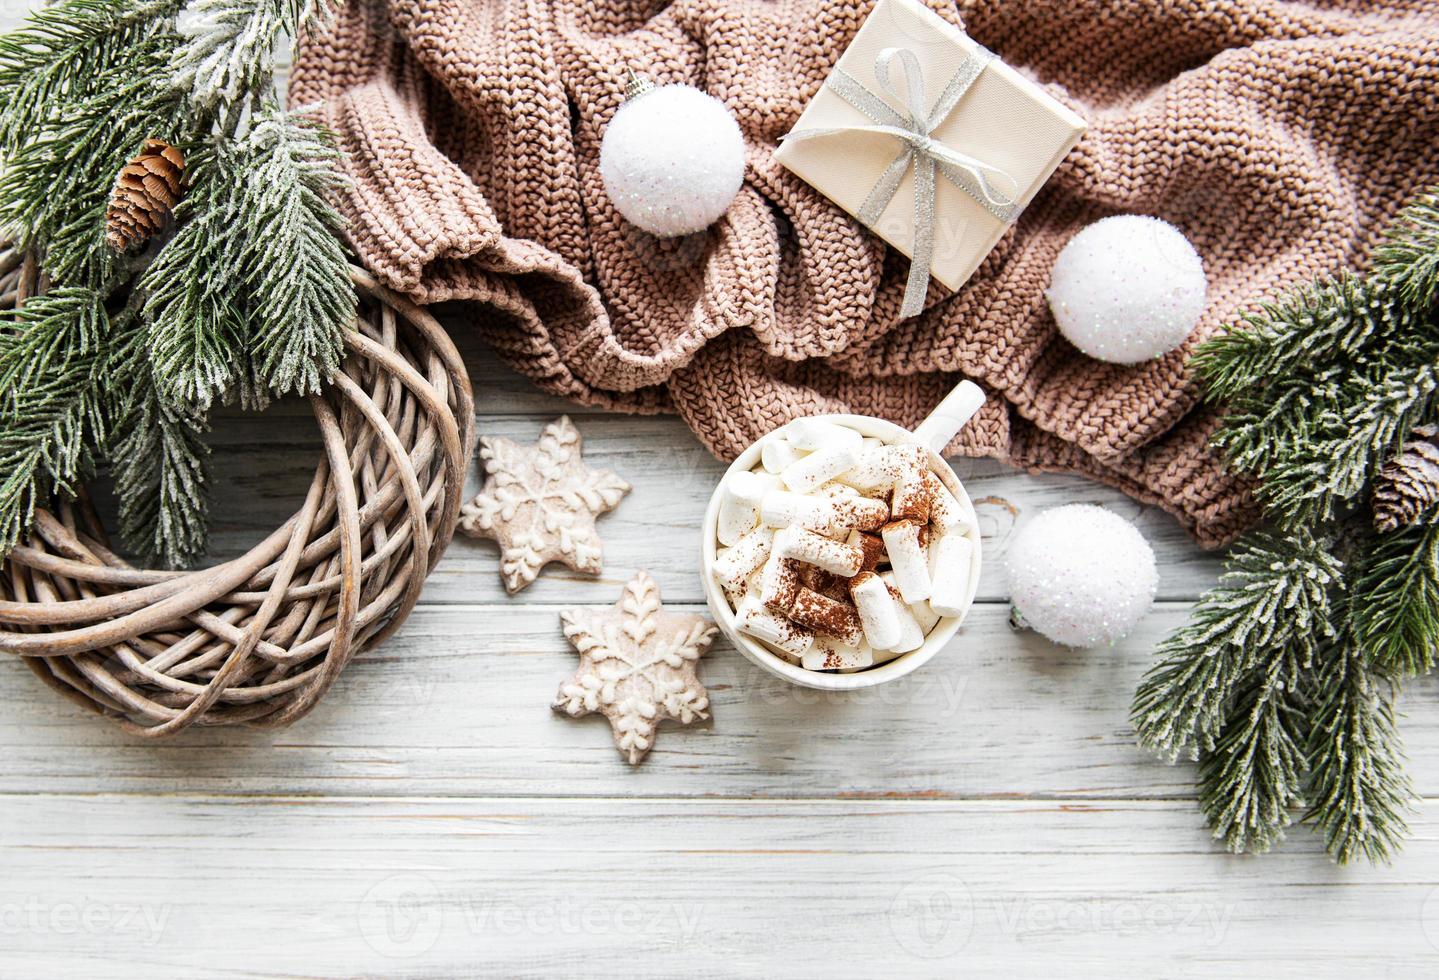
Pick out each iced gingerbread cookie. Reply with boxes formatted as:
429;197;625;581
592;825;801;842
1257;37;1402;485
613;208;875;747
459;416;631;594
554;571;718;764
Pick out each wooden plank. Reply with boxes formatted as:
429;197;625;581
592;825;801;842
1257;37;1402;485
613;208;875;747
2;793;1437;978
5;603;1438;799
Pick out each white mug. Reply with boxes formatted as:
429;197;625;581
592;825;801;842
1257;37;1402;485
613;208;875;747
700;382;985;690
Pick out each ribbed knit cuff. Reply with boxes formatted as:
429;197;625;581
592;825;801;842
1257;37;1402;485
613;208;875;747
323;80;503;295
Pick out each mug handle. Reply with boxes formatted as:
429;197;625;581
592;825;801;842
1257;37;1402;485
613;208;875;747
912;380;986;455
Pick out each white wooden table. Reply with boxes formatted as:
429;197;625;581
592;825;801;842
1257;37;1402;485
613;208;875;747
5;335;1439;977
3;9;1439;972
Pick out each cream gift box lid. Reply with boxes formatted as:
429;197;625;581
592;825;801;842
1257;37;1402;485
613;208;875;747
774;0;1087;294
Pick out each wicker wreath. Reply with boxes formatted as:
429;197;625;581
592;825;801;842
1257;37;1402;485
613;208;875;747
0;248;475;736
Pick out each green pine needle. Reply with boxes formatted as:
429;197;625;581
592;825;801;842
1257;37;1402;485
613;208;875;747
1242;359;1439;526
1303;632;1413;865
1197;654;1307;855
0;289;112;554
1351;524;1439;677
0;0;182;152
230;107;352;395
138;106;351;405
1192;276;1404;405
1374;188;1439;311
138;150;250;407
0;62;180;285
1132;527;1340;761
170;0;333;134
109;365;212;568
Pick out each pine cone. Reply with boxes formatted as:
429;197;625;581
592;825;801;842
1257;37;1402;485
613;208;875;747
105;138;185;251
1373;424;1439;533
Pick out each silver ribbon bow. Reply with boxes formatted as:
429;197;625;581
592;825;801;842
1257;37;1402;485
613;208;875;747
782;46;1021;318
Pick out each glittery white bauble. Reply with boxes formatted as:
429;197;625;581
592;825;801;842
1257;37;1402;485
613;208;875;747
599;84;745;238
1046;215;1207;364
1006;504;1158;648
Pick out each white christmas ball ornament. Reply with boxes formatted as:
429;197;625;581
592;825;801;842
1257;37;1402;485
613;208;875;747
600;75;745;238
1047;214;1207;364
1007;504;1158;648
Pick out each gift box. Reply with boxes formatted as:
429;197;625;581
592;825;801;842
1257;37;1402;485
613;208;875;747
775;0;1087;317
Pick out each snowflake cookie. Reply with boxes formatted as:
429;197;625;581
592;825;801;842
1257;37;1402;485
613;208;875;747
554;571;718;764
459;416;631;594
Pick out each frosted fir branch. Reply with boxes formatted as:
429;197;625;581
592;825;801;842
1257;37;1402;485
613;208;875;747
1351;524;1439;677
1303;630;1414;865
1193;276;1412;406
1373;187;1439;311
0;60;180;287
134;142;246;407
228;106;352;395
1131;527;1341;762
137;162;249;407
109;370;211;568
0;286;108;389
0;290;113;555
138;105;350;404
1197;654;1308;855
170;0;334;133
0;0;355;563
1249;359;1439;526
0;0;183;153
1220;355;1439;526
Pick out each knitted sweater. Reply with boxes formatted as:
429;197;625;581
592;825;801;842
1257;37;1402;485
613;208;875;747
291;0;1439;547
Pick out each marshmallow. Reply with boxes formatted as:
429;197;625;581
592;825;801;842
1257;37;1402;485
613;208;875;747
799;564;854;603
881;519;932;602
761;490;831;531
893;611;927;655
850;571;902;650
802;634;875;672
718;470;767;545
861;436;886;452
713;526;774;597
879;572;927;653
890;465;933;523
924;471;975;535
759;550;802;612
787;417;863;453
928;532;975;618
761;436;804;474
843;444;925;495
826;493;889;532
781;443;859;494
789;586;865;647
775;526;864;577
845;529;887;572
910;599;942;634
736;595;813;657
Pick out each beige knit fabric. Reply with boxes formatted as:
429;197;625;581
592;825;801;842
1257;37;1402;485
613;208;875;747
291;0;1439;547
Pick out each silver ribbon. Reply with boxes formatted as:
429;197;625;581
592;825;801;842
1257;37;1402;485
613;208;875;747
781;46;1020;318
